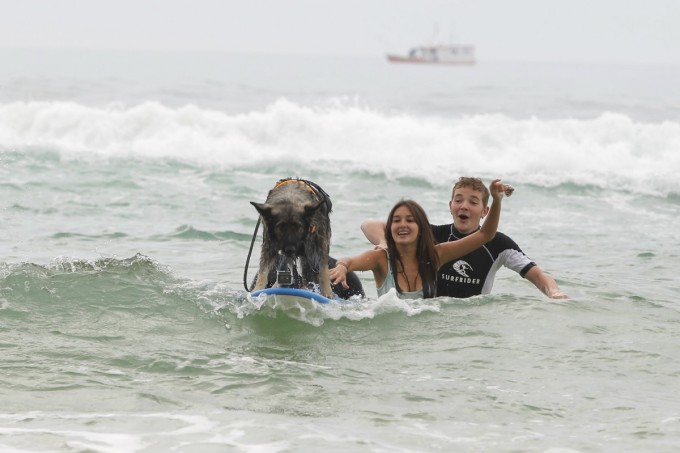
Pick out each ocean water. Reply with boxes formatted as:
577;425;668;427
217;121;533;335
1;49;680;452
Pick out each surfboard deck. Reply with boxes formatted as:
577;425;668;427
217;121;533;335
250;287;335;305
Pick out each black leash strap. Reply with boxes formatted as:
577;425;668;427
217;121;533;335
243;216;261;291
300;178;332;212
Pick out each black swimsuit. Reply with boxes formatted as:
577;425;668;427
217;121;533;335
431;224;536;298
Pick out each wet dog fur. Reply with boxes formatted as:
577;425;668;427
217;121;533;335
250;178;364;299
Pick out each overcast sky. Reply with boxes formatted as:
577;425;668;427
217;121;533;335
1;0;679;64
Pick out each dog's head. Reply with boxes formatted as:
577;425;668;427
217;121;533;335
251;199;326;257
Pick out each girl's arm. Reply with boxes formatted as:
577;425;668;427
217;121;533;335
329;249;386;289
436;179;506;264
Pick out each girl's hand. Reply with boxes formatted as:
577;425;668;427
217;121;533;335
489;179;505;201
329;262;349;289
489;179;515;200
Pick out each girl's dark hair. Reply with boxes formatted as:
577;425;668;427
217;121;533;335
384;199;439;298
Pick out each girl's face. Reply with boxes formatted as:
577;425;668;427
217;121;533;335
390;205;420;245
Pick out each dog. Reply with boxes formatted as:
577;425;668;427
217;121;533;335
250;178;364;299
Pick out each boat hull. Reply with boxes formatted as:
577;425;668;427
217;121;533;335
386;54;475;65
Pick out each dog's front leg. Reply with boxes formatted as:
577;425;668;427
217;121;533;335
252;255;270;291
253;271;268;291
319;256;333;298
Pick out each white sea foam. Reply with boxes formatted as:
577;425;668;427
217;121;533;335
2;99;680;196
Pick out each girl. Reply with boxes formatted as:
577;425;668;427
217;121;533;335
330;179;508;299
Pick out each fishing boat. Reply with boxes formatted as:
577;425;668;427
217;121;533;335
386;44;475;65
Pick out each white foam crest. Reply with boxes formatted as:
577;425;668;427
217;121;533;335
236;289;443;325
320;289;443;322
2;100;679;195
191;285;444;325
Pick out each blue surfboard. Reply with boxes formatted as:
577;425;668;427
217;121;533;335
250;287;334;304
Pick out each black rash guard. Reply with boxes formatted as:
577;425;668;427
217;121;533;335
431;224;536;298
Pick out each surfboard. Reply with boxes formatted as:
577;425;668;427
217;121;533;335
249;287;335;305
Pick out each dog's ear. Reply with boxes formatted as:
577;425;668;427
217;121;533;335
251;201;272;218
304;199;326;216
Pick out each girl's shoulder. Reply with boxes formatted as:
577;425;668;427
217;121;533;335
367;247;389;273
369;247;389;263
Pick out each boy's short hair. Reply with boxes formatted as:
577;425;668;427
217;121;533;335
451;177;490;206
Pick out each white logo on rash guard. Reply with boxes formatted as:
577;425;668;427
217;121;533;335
452;260;473;278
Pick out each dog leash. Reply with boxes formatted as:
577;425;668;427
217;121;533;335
302;179;332;213
243;216;261;291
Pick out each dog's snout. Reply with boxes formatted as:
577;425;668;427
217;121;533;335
283;245;297;257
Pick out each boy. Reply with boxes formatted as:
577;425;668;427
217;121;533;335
361;177;568;299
